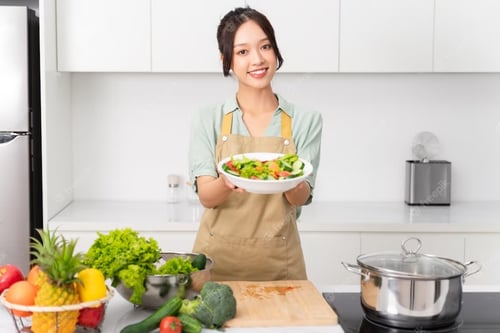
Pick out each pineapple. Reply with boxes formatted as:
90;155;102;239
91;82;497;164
30;229;85;333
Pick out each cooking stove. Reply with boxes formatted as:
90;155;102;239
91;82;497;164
323;292;500;333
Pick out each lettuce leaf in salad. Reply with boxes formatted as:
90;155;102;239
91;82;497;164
222;153;305;180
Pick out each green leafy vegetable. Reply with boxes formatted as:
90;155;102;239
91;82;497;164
155;256;199;275
179;281;237;329
222;153;305;180
83;228;161;304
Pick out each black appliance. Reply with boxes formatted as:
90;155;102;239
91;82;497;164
324;292;500;333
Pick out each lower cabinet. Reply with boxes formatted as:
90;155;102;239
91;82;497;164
300;232;361;287
464;234;500;285
57;229;498;287
57;230;197;254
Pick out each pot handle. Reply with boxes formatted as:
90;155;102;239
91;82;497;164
463;261;482;279
401;237;422;256
342;262;370;281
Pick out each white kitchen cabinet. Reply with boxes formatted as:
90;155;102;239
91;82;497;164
301;232;360;286
464;234;500;284
152;0;243;72
56;0;151;72
245;0;340;72
434;0;500;72
56;230;197;256
339;0;434;72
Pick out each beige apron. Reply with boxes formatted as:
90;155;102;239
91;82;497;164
192;111;307;281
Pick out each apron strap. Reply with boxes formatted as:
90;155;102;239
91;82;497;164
281;112;292;139
220;110;292;138
221;112;233;136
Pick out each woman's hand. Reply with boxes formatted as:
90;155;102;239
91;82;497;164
284;181;311;206
219;173;246;193
196;174;245;208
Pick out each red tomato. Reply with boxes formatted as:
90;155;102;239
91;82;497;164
159;316;182;333
225;160;238;172
277;170;291;178
0;265;24;294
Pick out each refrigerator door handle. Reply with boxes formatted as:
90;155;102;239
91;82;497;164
0;132;29;144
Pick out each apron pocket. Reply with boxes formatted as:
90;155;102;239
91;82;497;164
207;232;288;281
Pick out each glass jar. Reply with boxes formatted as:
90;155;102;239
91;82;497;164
166;174;181;203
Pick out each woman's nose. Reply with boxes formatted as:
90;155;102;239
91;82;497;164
251;49;265;65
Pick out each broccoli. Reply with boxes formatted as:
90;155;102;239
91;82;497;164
179;281;237;329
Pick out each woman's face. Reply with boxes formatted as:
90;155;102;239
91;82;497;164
230;20;277;90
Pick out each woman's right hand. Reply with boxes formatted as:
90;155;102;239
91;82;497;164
196;175;245;208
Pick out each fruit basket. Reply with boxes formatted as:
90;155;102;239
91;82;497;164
0;287;114;333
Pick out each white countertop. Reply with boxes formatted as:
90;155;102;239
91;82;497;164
0;286;346;333
3;284;500;332
49;200;500;233
100;292;344;333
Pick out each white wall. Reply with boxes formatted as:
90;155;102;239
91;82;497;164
70;73;500;202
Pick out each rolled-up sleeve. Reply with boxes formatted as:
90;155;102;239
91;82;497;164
293;111;323;190
188;106;221;183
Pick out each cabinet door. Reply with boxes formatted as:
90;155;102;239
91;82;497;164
434;0;500;72
339;0;434;72
301;232;360;287
245;0;339;73
464;234;499;284
57;0;151;72
152;0;243;72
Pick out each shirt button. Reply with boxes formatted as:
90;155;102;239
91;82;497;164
222;136;228;142
284;139;290;145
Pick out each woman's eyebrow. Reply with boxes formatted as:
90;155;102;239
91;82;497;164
234;37;269;48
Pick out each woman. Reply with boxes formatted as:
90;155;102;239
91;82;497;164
188;7;322;281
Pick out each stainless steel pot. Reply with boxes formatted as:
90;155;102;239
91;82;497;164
342;237;481;330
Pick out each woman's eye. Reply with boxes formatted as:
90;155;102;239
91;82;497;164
262;44;273;50
236;49;248;55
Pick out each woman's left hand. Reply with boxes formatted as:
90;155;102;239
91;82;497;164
284;181;311;206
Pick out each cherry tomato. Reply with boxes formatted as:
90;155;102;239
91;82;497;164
0;264;24;294
159;316;182;333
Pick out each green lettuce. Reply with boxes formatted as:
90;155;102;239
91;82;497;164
83;228;161;304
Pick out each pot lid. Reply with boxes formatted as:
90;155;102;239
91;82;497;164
357;238;466;279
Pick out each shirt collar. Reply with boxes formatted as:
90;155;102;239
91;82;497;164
222;93;295;117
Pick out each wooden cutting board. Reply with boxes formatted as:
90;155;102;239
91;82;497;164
219;280;338;327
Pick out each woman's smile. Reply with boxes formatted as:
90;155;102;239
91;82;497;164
248;67;268;78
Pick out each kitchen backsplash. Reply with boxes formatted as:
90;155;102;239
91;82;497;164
70;73;500;202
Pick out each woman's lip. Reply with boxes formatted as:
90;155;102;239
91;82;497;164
248;68;268;78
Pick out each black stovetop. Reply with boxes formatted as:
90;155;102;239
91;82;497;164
323;292;500;333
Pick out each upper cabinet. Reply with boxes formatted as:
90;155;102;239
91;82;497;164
245;0;339;72
56;0;151;72
55;0;500;73
434;0;500;72
152;0;243;72
339;0;434;72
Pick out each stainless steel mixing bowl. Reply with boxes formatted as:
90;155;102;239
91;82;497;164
116;251;213;309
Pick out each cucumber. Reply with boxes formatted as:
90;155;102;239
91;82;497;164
178;313;203;333
191;253;207;270
291;160;304;176
120;296;183;333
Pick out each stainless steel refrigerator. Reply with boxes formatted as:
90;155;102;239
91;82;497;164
0;5;42;274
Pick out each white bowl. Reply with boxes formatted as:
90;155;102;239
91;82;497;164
217;152;313;194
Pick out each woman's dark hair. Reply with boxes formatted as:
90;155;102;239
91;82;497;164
217;7;284;77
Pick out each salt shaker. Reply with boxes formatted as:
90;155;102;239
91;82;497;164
167;174;181;203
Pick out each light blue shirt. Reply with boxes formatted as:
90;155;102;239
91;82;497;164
188;94;322;196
